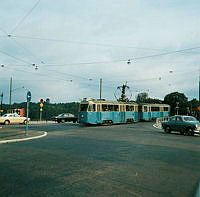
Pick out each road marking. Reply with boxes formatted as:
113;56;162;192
0;131;47;144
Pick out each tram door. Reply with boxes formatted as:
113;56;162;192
97;104;101;122
138;105;143;120
148;106;152;120
160;107;164;118
120;105;125;123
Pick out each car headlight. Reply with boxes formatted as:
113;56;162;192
196;124;200;130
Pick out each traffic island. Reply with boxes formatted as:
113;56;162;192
0;127;47;144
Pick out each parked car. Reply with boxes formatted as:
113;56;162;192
0;113;29;125
161;115;200;136
51;113;78;123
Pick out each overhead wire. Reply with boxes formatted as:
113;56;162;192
8;36;45;64
0;28;36;65
0;49;32;65
0;66;73;82
10;0;41;34
6;45;199;67
1;34;200;67
10;34;166;51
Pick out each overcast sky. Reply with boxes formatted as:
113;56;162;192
0;0;200;103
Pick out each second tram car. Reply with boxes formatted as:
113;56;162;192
79;98;170;125
138;103;170;121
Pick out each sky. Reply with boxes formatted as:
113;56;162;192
0;0;200;104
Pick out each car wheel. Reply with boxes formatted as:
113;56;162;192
61;119;65;123
180;131;184;135
186;128;194;136
164;126;171;133
4;120;10;125
23;120;27;124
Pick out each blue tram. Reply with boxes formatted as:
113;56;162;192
79;98;170;125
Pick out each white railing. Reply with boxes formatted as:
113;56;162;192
155;117;169;128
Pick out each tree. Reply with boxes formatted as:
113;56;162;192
136;92;148;103
187;98;200;119
1;102;79;120
144;98;163;104
164;92;188;115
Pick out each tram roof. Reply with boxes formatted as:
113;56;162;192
81;98;138;105
139;103;170;107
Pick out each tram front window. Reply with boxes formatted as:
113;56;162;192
80;104;88;112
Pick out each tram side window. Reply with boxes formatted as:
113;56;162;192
144;106;148;112
151;107;160;112
126;105;130;111
80;104;88;112
130;105;135;111
102;104;108;111
164;107;169;112
108;105;114;111
114;105;119;111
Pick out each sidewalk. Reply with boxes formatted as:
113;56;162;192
0;126;47;144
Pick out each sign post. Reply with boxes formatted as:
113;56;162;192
26;91;31;136
39;99;44;121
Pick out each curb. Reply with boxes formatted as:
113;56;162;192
0;131;47;144
29;121;56;124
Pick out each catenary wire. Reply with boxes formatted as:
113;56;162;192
0;49;32;65
10;0;41;34
10;34;167;51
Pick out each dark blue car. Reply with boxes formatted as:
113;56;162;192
161;115;200;136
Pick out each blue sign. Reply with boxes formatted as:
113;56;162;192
27;91;31;102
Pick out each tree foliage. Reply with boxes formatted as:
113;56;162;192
1;102;79;120
136;92;148;103
164;92;188;115
136;92;162;104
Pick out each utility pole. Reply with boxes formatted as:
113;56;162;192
0;93;3;116
100;78;102;99
9;77;12;109
199;68;200;102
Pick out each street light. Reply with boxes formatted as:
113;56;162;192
9;77;27;109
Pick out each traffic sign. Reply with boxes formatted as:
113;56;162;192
26;91;31;102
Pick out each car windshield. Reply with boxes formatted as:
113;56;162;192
183;116;197;121
2;114;8;117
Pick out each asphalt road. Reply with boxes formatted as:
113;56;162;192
0;122;200;197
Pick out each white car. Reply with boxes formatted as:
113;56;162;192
0;113;29;125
